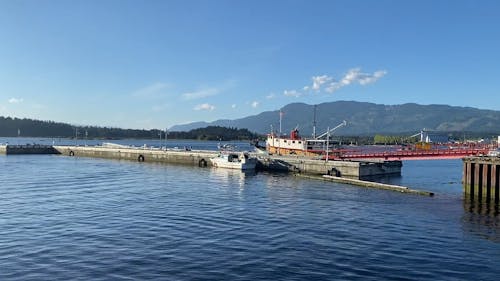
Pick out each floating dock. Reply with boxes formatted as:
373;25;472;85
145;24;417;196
463;156;500;203
297;174;433;196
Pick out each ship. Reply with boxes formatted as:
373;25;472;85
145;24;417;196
266;121;347;157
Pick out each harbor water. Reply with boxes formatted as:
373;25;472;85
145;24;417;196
1;142;500;279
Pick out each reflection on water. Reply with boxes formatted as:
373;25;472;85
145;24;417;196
209;167;257;189
463;196;500;242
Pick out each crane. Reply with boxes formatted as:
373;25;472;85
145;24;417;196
315;120;347;139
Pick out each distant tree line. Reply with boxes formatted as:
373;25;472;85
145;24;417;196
0;117;261;140
167;126;260;141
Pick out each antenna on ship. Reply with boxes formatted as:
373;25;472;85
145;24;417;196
312;104;317;138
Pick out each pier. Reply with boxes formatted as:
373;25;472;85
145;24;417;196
0;144;401;180
463;156;500;203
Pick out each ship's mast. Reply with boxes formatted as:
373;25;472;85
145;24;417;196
312;104;317;138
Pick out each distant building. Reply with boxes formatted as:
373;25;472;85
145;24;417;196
420;130;449;143
498;136;500;148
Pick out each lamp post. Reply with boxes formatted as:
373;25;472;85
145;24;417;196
165;128;168;150
159;130;162;150
326;127;330;162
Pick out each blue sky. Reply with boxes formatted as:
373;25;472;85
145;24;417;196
1;0;499;129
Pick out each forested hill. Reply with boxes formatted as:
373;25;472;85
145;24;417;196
0;117;259;140
170;101;500;135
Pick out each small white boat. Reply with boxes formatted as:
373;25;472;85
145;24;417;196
210;152;257;170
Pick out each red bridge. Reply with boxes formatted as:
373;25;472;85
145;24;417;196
326;144;495;161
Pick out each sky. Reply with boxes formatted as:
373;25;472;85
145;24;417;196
1;0;499;130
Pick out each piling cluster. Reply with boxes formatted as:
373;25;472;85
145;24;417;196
463;156;500;203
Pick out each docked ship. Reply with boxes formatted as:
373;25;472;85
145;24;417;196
266;121;347;157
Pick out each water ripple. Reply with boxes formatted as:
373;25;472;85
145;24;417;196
1;156;500;280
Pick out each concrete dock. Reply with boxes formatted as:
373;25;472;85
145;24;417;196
0;144;402;180
258;154;401;179
0;144;60;155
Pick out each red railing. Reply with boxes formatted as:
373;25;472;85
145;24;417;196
323;145;494;161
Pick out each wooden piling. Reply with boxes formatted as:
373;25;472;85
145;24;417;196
474;163;482;199
464;162;472;195
463;157;500;203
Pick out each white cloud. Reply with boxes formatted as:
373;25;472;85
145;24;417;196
251;101;259;108
132;82;169;97
312;75;333;91
231;104;237;109
359;70;387;85
194;103;216;111
303;86;310;91
325;82;343;93
283;89;302;97
182;88;219;100
325;68;388;93
266;93;276;99
8;98;24;104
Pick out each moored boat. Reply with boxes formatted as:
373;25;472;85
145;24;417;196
210;152;257;170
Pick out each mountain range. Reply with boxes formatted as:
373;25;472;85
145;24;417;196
169;101;500;136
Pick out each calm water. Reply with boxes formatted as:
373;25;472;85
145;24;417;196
1;153;500;280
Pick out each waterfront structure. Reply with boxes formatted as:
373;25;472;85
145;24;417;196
0;144;401;179
266;121;346;157
463;156;500;202
419;130;449;143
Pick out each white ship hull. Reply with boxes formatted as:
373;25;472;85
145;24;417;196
210;152;257;170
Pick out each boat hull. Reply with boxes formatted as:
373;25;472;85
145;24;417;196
210;158;257;170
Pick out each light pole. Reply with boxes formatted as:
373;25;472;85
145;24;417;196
85;130;88;146
165;128;168;150
159;130;162;149
75;127;78;146
326;127;330;162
